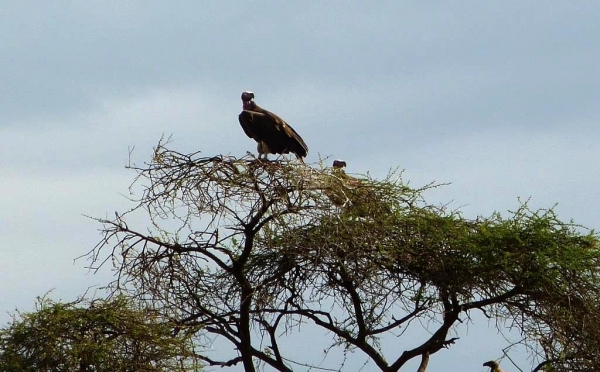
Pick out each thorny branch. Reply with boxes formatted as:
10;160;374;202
85;142;600;371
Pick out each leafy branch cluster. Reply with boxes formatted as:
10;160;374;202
87;142;600;371
0;295;201;371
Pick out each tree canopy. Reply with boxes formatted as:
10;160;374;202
0;295;201;372
86;142;600;371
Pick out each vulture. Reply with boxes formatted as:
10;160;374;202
331;159;360;187
327;159;389;216
483;360;503;372
238;91;308;161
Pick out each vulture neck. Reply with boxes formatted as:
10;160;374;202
243;101;255;110
246;102;271;115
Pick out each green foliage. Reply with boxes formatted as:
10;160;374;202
288;193;598;362
0;295;201;372
248;164;600;371
90;143;600;371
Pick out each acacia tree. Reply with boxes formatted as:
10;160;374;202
88;142;600;371
0;295;201;371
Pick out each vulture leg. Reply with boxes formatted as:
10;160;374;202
257;142;269;161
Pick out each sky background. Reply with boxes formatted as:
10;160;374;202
1;2;599;371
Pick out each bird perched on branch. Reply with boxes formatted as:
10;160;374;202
327;160;388;216
238;91;308;161
483;360;503;372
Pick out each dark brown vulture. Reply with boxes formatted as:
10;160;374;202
238;91;308;161
483;360;503;372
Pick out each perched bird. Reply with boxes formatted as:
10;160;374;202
327;160;387;216
238;91;308;161
483;360;503;372
326;159;356;208
331;160;360;187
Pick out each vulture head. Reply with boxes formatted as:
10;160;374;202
483;360;503;372
241;91;255;110
333;160;347;169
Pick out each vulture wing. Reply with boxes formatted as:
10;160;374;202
239;105;308;159
238;110;257;140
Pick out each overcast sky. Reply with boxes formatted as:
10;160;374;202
1;2;599;371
